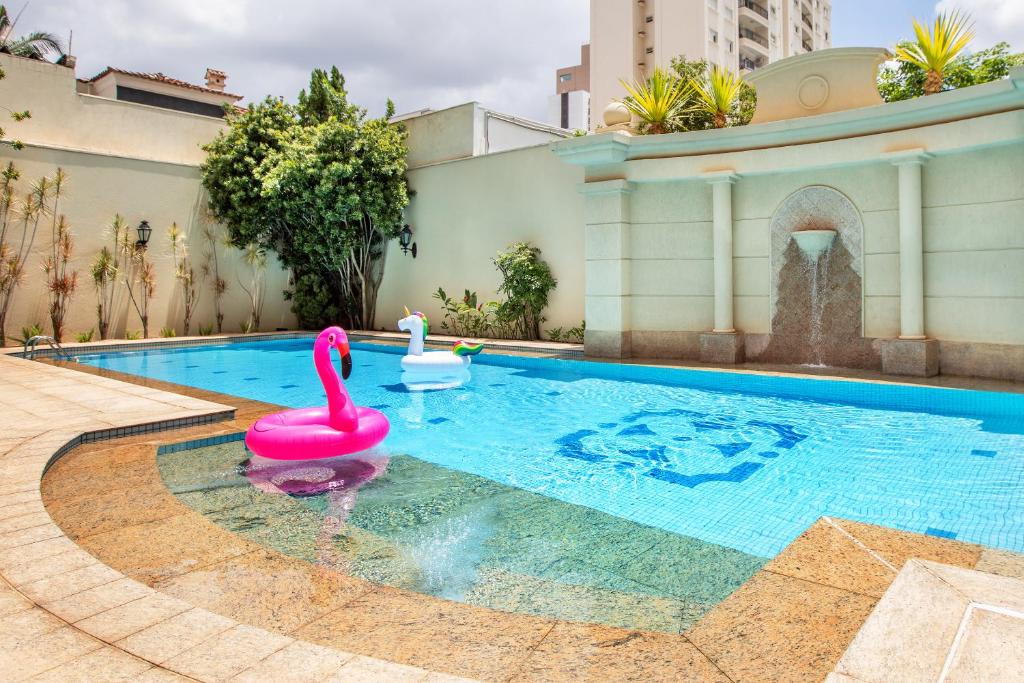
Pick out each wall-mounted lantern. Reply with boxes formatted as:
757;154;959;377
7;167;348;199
135;220;152;250
399;224;417;258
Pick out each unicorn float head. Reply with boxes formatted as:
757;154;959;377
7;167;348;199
397;306;483;390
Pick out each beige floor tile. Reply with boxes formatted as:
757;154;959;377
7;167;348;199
921;560;1024;610
26;644;154;682
19;562;122;603
163;624;293;682
0;606;66;644
230;641;355;683
325;655;429;683
4;548;99;586
0;490;42;507
834;561;970;683
0;522;63;550
76;592;192;642
945;608;1024;683
134;667;194;682
421;673;481;683
975;547;1024;580
116;607;236;664
0;623;103;682
0;512;55;535
0;500;45;521
0;582;33;617
0;535;78;569
44;577;154;623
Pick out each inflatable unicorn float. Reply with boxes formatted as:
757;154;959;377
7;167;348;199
398;307;483;390
245;327;390;460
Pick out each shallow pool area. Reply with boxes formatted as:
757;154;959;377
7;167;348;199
78;338;1024;562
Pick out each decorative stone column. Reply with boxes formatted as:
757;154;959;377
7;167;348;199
700;171;745;364
882;149;938;376
580;179;634;358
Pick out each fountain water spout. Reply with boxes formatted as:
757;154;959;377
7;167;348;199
792;229;837;262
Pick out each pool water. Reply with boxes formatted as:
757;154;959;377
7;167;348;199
79;338;1024;561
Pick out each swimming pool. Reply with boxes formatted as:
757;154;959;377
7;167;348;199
78;337;1024;559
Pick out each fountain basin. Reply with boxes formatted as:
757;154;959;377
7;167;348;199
792;229;837;261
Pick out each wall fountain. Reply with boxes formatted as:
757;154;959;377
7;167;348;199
792;224;838;366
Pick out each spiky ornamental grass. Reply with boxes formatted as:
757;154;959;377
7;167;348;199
692;66;745;129
618;67;693;135
895;11;976;95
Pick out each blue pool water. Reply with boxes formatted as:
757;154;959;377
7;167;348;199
78;338;1024;557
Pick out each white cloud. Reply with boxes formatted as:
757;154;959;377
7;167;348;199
936;0;1024;50
22;0;590;120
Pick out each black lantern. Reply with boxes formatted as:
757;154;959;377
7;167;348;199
399;224;417;258
135;220;152;250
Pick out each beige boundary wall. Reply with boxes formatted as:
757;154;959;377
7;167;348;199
0;53;296;343
376;143;585;333
554;63;1024;380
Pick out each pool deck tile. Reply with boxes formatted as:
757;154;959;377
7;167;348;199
27;643;156;682
685;569;878;683
115;606;236;664
228;640;355;682
161;623;294;681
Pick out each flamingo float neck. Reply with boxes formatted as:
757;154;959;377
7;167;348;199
313;328;358;432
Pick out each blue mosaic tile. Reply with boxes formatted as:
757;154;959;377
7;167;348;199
617;424;655;437
280;384;298;389
971;449;997;458
673;436;693;442
546;391;562;396
693;419;733;432
747;420;808;449
243;377;259;381
714;442;753;458
926;527;957;540
599;422;618;429
428;417;450;425
622;408;705;422
620;445;668;463
758;451;780;459
646;461;765;488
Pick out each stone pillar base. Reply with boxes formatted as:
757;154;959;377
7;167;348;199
585;330;632;359
699;332;746;364
881;338;939;377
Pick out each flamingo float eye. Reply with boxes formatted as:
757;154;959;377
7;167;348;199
328;334;336;344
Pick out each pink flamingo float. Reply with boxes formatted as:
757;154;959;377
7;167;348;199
245;327;390;460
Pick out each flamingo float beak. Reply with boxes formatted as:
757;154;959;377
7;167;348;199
327;328;354;380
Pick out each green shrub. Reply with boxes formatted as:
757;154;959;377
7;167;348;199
15;323;44;345
198;323;214;336
432;288;499;338
160;327;177;338
287;272;341;329
125;330;142;340
493;242;556;341
547;327;563;342
76;329;94;343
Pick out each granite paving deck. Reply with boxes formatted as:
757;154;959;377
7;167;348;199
3;342;1024;681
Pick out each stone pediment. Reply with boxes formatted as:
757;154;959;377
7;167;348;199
746;47;891;124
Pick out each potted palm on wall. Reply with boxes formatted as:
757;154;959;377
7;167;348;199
895;11;976;95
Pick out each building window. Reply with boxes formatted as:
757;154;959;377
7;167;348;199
726;39;734;53
559;74;572;82
707;0;717;10
646;46;654;54
710;28;718;43
771;33;777;44
645;15;654;22
724;5;734;20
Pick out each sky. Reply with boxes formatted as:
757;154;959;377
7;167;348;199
15;0;1024;121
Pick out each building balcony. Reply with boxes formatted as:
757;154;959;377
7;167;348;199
738;0;769;25
739;55;765;72
738;28;769;55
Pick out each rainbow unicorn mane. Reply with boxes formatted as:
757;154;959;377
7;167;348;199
412;311;429;338
452;340;484;357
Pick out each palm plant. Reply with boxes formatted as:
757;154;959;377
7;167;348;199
895;11;976;95
618;67;692;135
91;215;126;340
238;242;267;333
168;222;203;336
0;5;64;60
692;65;745;129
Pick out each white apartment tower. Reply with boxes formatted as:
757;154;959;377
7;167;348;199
587;0;831;128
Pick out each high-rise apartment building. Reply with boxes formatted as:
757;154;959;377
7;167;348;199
585;0;831;129
547;44;591;131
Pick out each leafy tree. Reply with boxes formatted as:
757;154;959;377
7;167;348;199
202;66;409;330
894;10;975;95
0;5;63;60
879;41;1024;102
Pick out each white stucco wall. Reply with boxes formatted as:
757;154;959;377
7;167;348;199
376;144;585;335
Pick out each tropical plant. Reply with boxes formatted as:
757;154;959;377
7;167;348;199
879;40;1023;102
121;232;156;339
0;5;64;60
15;322;41;345
91;215;127;340
433;288;499;338
75;329;93;343
160;326;176;338
0;167;52;345
238;242;267;333
201;220;228;334
493;242;557;341
287;271;340;329
617;67;692;134
202;67;410;330
125;329;141;340
198;323;213;336
692;65;746;129
894;10;976;95
168;222;203;336
566;320;586;344
40;169;75;341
